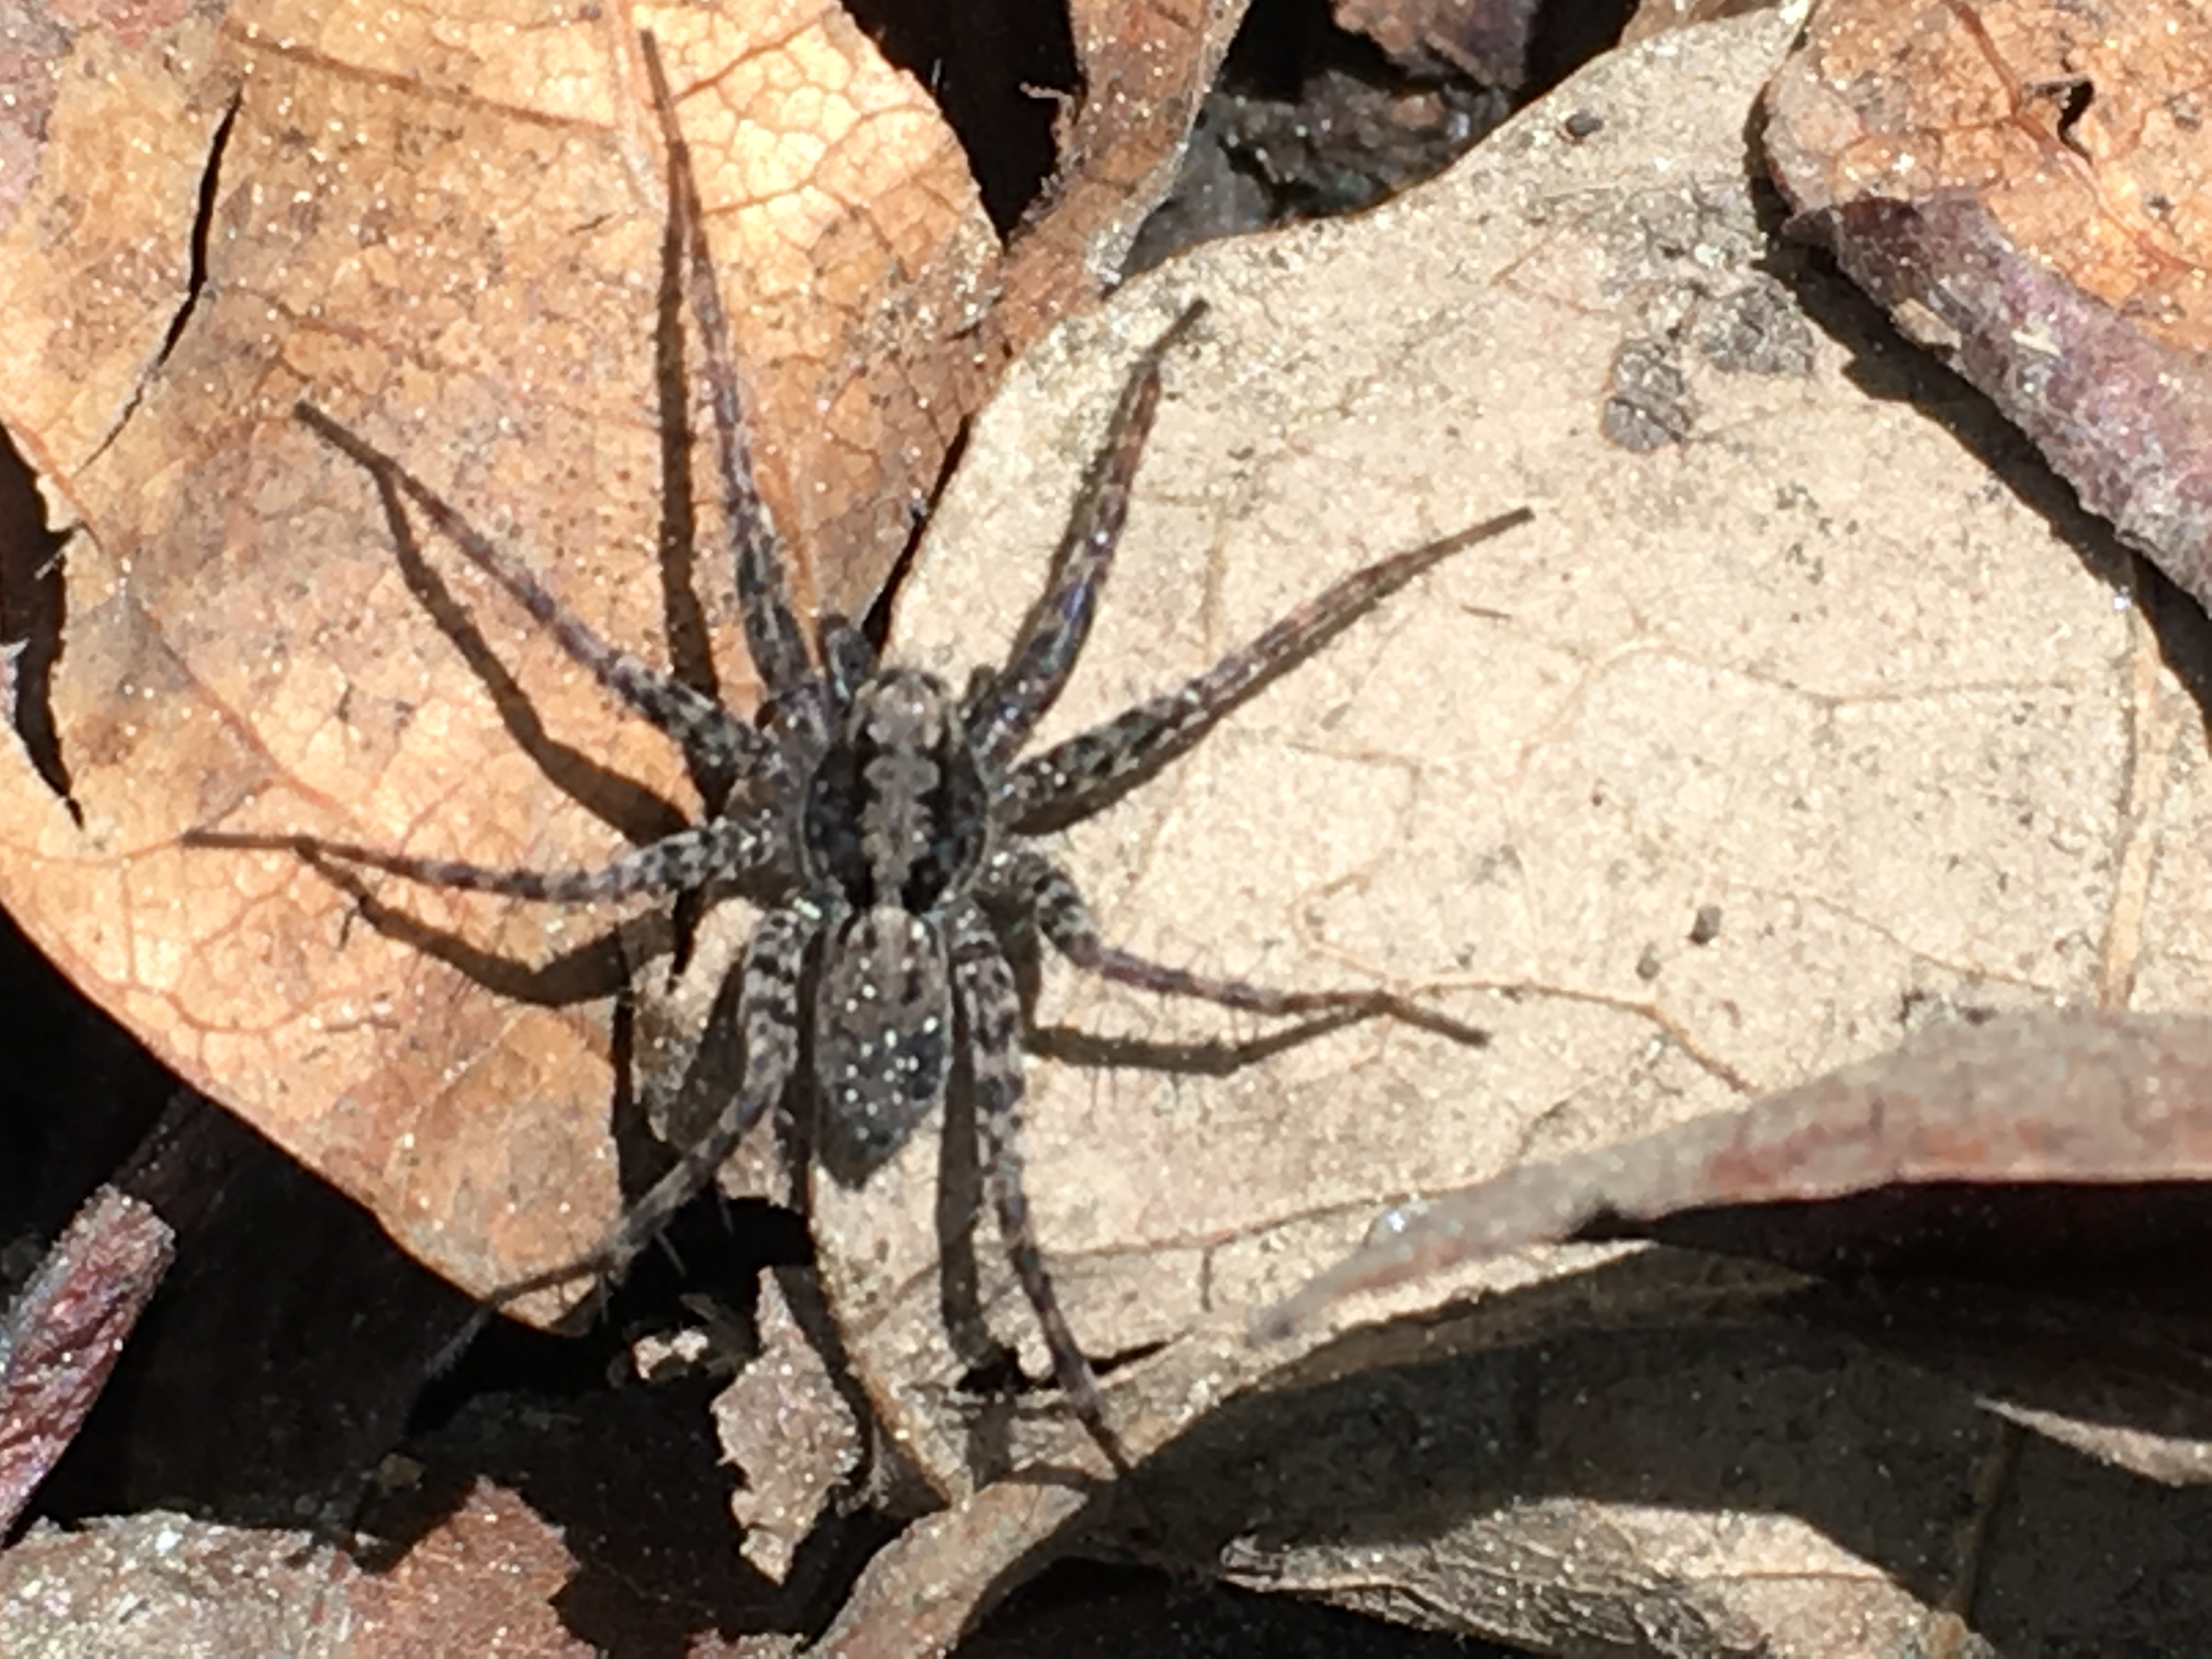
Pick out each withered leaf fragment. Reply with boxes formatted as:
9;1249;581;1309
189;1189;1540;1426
0;1187;173;1533
1764;0;2212;608
1260;1009;2212;1339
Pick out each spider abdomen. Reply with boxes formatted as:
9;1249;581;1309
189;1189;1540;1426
813;904;956;1182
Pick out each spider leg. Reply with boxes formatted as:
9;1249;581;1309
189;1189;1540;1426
597;906;810;1274
640;36;822;739
273;811;777;904
990;848;1487;1044
1005;505;1534;833
295;404;776;786
477;905;810;1314
945;899;1134;1478
964;303;1209;772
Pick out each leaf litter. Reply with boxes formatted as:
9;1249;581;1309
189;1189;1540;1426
8;1;2212;1654
819;10;2212;1650
0;0;1240;1314
0;1188;171;1536
1262;1007;2212;1492
1765;0;2212;610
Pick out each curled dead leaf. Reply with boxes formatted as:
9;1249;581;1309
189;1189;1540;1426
0;1187;171;1534
1258;1009;2212;1339
1764;0;2212;610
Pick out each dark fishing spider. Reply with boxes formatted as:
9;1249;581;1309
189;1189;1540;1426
213;38;1530;1475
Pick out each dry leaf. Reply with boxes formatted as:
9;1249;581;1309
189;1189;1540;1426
1262;1010;2212;1336
0;0;989;1311
1763;0;2212;610
815;1479;1092;1659
713;1272;863;1583
0;1482;793;1656
0;1510;353;1656
0;0;1236;1316
0;1187;171;1533
349;1481;589;1659
1258;1009;2212;1494
1333;0;1542;84
996;0;1250;329
0;1479;614;1659
803;10;2212;1648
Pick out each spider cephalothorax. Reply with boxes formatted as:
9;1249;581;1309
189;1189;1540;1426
203;35;1530;1476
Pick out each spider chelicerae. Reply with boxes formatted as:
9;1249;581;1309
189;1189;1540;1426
201;37;1531;1476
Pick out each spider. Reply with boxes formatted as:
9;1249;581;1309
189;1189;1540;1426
207;37;1531;1477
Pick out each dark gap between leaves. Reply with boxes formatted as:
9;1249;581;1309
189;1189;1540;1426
408;1197;811;1436
837;0;1078;237
0;423;74;819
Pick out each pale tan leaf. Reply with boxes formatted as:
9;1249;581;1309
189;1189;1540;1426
805;11;2212;1649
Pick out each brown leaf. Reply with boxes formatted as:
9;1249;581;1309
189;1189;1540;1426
995;1;1250;337
0;1187;171;1533
711;1272;863;1583
0;1;979;1310
0;0;1232;1316
1332;0;1542;84
1257;1009;2212;1336
811;1475;1090;1659
350;1481;591;1659
0;1478;596;1659
0;1511;356;1656
1763;0;2212;611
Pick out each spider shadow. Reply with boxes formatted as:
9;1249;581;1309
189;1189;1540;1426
267;152;752;963
342;440;694;854
185;201;799;1233
325;845;678;1007
320;161;743;849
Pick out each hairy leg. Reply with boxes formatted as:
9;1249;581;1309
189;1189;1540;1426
477;905;811;1315
600;905;812;1272
945;900;1133;1477
207;811;781;904
989;848;1488;1046
963;303;1208;773
1006;506;1533;832
296;403;775;783
640;35;821;739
